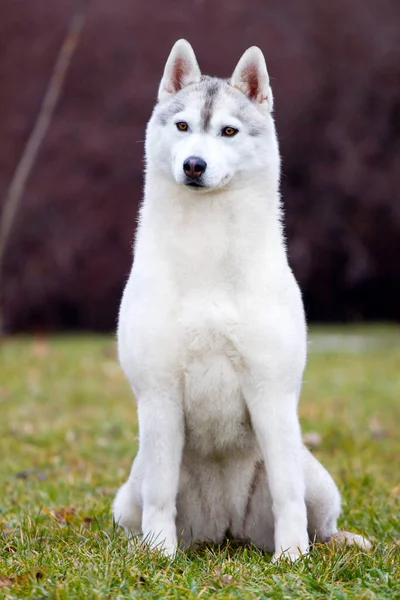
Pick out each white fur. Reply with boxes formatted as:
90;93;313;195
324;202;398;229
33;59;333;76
113;40;371;561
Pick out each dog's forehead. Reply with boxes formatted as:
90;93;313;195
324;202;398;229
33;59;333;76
156;78;237;122
156;76;266;135
194;78;267;135
196;77;231;130
178;77;230;108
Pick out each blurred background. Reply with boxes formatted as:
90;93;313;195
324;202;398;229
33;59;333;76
0;0;399;332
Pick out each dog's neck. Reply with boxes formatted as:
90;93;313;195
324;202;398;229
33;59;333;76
134;171;287;284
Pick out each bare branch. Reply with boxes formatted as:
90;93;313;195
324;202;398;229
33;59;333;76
0;6;87;302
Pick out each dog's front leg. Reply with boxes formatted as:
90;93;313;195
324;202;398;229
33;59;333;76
244;380;308;562
138;390;183;557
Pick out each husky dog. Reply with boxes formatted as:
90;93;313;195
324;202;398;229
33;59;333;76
113;40;371;561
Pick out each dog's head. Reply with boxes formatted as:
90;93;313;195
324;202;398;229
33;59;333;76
146;40;279;192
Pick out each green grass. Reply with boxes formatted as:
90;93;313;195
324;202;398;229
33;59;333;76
1;327;399;599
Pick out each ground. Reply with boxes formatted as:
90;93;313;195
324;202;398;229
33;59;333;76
0;326;399;599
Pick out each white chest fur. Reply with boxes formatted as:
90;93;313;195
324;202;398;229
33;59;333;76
179;289;255;457
119;184;301;462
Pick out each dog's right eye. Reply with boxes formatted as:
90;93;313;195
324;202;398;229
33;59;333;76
221;126;238;137
176;122;189;132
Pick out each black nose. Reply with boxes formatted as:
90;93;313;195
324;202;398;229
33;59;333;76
183;156;207;179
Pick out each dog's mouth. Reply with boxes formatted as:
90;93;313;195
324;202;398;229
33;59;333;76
185;181;205;189
182;174;232;192
184;179;207;190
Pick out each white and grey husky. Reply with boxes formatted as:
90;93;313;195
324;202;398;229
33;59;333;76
113;40;370;561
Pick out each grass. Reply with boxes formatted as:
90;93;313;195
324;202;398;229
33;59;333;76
0;326;399;599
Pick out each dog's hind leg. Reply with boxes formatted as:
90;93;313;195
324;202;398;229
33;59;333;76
304;446;341;543
304;447;371;550
330;530;372;550
113;455;143;535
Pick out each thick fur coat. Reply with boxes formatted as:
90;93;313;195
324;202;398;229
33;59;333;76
113;40;370;561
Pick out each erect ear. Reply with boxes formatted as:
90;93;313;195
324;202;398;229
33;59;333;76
158;39;201;103
230;46;273;112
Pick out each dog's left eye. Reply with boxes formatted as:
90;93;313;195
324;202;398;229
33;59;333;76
221;127;238;137
176;122;189;132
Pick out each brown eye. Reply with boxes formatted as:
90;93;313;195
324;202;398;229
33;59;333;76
222;126;238;137
176;121;188;131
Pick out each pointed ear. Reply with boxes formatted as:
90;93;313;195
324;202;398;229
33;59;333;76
231;47;273;112
158;39;201;102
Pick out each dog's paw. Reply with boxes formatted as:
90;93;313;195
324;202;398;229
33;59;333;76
150;536;178;558
272;547;309;563
331;531;372;551
127;533;177;558
142;523;178;558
